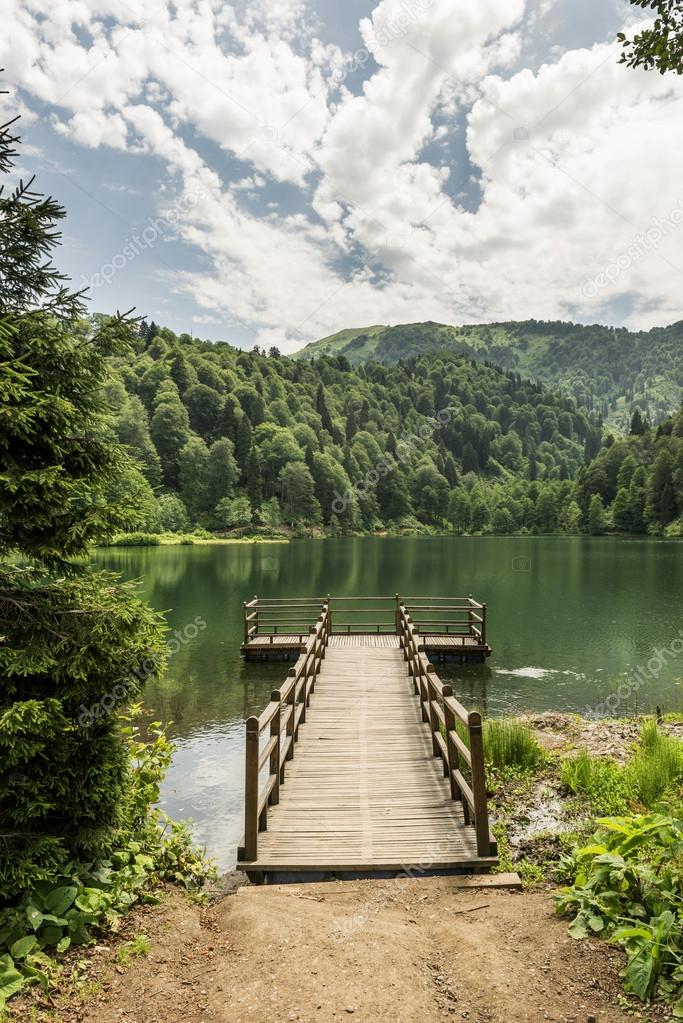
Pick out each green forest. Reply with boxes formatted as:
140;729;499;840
102;320;683;540
298;319;683;430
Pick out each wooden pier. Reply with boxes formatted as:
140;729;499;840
237;597;497;881
241;594;491;662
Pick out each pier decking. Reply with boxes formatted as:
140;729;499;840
237;598;497;881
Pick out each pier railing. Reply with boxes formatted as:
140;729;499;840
243;594;486;644
398;603;494;857
240;600;331;862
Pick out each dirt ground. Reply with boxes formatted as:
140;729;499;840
13;877;671;1023
524;711;683;762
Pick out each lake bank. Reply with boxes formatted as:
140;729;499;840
100;527;683;547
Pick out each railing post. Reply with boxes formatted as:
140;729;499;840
426;665;440;758
394;593;400;634
286;671;296;761
243;601;248;645
442;685;464;806
327;594;332;635
482;603;487;647
269;691;281;804
468;711;491;856
254;594;259;638
244;716;260;861
406;615;414;673
318;613;326;661
468;594;473;637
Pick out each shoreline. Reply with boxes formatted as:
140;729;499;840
99;529;683;548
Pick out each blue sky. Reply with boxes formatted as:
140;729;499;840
4;0;683;351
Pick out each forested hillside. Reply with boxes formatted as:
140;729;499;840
576;405;683;537
104;319;607;538
103;320;683;539
297;320;683;429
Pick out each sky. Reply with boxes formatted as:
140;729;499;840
4;0;683;352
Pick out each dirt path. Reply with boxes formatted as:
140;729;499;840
32;877;654;1023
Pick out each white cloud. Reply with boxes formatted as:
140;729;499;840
3;0;683;345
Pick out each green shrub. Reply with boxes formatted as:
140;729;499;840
483;719;544;772
191;527;214;539
0;711;215;1008
106;532;161;546
0;573;166;899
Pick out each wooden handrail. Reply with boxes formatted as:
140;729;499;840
397;603;494;857
243;594;486;646
241;601;331;862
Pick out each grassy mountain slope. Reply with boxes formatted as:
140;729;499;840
296;320;683;428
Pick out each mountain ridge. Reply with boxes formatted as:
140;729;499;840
295;319;683;428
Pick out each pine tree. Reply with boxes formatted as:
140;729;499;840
587;493;607;535
646;448;677;526
629;408;648;435
246;445;263;513
150;394;191;488
443;454;458;487
178;436;211;521
169;350;198;394
235;414;253;475
0;107;166;898
316;383;335;436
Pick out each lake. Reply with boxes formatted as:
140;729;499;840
95;535;683;868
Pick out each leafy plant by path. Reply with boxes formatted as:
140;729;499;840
555;813;683;1012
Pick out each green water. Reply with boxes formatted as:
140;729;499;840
95;535;683;867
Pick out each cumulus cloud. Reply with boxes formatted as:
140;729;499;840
3;0;683;347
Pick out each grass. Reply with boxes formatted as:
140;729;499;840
561;720;683;813
115;933;152;967
630;720;683;806
561;750;631;814
483;719;545;772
